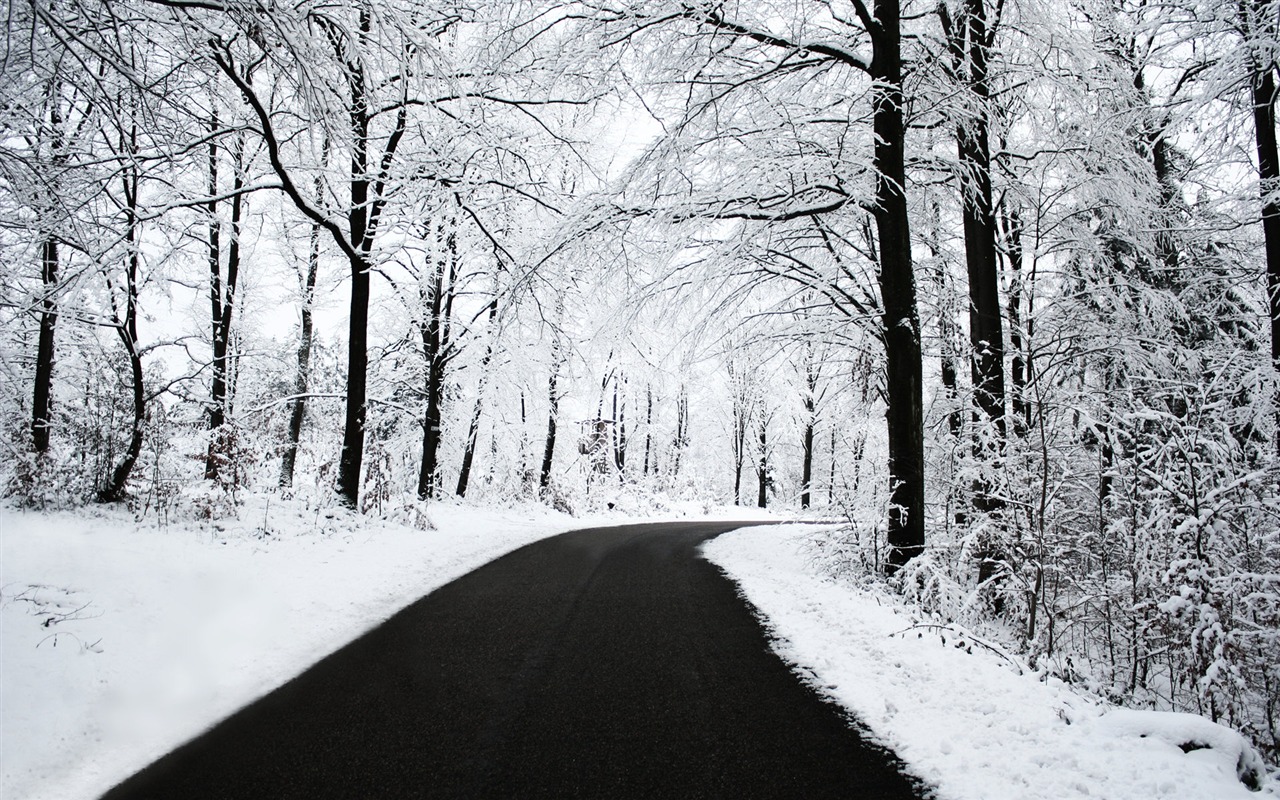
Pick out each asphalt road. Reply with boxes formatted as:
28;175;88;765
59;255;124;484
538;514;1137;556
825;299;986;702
101;520;928;799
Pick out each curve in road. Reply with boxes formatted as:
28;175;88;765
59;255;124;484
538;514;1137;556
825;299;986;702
101;520;928;799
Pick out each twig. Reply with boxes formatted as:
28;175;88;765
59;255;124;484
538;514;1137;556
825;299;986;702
889;622;1025;675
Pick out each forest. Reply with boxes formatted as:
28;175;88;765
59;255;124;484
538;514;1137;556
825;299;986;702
3;0;1279;767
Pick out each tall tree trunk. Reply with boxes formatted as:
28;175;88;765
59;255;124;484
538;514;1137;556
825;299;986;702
540;327;565;495
671;387;689;476
337;255;371;507
456;294;499;497
1001;204;1029;438
539;375;559;494
279;142;327;490
950;0;1007;446
336;19;374;508
100;155;144;503
756;416;768;508
204;110;223;478
613;378;627;472
828;427;838;505
801;394;815;510
33;82;69;456
417;218;456;500
32;235;58;454
943;0;1007;589
1251;53;1280;453
205;124;244;481
872;0;925;569
643;384;653;477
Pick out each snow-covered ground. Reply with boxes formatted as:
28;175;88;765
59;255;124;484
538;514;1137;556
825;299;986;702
0;498;595;800
703;524;1276;800
1;497;777;800
9;508;1269;800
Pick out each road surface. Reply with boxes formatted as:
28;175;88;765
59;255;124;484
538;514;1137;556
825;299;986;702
101;520;928;799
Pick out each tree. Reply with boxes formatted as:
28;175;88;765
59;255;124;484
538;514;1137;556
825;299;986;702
1235;0;1280;449
279;138;329;490
937;0;1009;517
596;0;926;566
207;3;420;507
202;90;254;481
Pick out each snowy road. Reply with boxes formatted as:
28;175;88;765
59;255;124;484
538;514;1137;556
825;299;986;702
99;520;926;799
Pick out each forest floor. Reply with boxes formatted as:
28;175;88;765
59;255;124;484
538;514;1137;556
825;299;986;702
1;500;1272;799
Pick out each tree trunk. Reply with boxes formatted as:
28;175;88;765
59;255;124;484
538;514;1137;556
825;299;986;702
456;295;499;497
643;385;653;476
801;394;815;509
756;417;768;508
336;257;370;507
205;125;244;481
279;228;318;489
336;27;374;508
540;332;564;495
952;0;1007;448
99;158;144;503
33;81;69;456
872;0;925;569
613;378;627;472
279;140;328;490
672;387;688;476
417;218;456;501
539;378;559;494
1252;58;1280;454
204;111;223;478
32;235;58;454
828;427;838;505
1001;204;1029;438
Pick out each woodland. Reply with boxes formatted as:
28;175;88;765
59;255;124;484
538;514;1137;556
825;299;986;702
3;0;1280;766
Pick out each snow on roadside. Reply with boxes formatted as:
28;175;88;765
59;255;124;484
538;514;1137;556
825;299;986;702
702;524;1275;800
0;499;582;800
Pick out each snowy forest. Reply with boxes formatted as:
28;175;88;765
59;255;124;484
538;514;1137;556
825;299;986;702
4;0;1280;774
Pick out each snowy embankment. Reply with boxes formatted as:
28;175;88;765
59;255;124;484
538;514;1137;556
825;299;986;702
703;524;1275;800
0;499;592;800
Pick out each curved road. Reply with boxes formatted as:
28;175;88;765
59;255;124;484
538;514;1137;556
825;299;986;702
102;521;927;799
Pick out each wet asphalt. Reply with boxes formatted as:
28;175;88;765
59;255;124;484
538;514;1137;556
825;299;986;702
100;520;928;799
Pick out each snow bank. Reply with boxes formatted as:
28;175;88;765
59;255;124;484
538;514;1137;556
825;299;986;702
702;524;1275;800
0;499;579;800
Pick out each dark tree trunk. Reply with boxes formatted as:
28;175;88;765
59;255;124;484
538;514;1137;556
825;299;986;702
336;16;374;508
417;219;456;501
33;83;69;456
943;0;1007;591
336;257;370;507
613;379;627;472
1252;59;1280;453
952;0;1007;447
540;334;564;495
1001;204;1029;438
828;427;838;505
100;158;144;503
32;235;58;454
872;0;925;569
539;378;559;494
279;157;326;490
672;388;689;476
801;395;815;510
733;417;745;506
456;295;499;498
205;126;244;481
756;418;768;509
642;385;653;476
204;113;222;478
